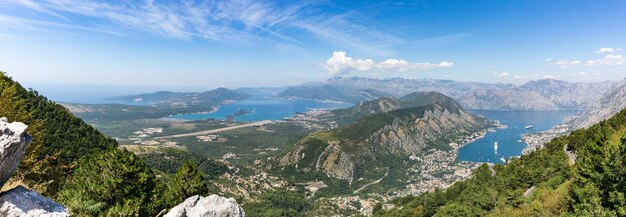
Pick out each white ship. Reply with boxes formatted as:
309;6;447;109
494;142;498;153
525;125;534;129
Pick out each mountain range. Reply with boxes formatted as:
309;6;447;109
278;76;616;111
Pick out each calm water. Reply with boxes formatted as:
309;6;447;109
457;110;579;164
170;95;353;122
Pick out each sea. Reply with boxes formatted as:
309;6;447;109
457;110;579;164
170;95;353;122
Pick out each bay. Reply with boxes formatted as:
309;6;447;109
170;95;353;122
457;110;579;164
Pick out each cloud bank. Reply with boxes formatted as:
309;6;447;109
322;51;454;75
548;48;625;68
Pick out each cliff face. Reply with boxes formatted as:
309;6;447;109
0;118;68;217
280;93;485;182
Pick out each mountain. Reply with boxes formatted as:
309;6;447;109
112;87;251;108
275;84;389;103
326;76;615;111
377;105;626;216
327;76;512;99
279;92;486;183
519;79;617;110
458;88;561;110
566;78;626;129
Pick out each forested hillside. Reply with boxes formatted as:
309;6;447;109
376;106;626;216
0;72;224;216
0;72;117;195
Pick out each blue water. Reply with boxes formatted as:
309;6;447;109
170;95;353;122
457;110;579;163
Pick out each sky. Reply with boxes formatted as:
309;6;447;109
1;0;626;99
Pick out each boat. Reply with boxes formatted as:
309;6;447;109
525;125;534;129
500;157;506;162
494;142;498;153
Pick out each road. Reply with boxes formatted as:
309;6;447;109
353;168;389;194
154;120;273;139
564;144;576;165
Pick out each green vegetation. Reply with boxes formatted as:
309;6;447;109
243;190;311;217
57;149;159;216
376;107;626;216
132;146;229;178
162;161;209;208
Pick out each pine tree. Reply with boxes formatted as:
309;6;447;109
58;148;157;216
163;161;209;208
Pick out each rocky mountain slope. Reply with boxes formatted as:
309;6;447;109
324;76;615;111
279;92;486;183
566;78;626;129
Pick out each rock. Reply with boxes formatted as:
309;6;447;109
0;186;68;217
0;118;32;188
164;195;245;217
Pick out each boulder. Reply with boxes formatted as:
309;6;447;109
0;117;31;188
0;186;68;217
164;195;245;217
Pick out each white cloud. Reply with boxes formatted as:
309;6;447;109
322;51;374;74
322;51;454;75
595;47;621;53
493;72;509;77
550;48;626;68
3;0;405;53
544;58;553;62
513;75;527;80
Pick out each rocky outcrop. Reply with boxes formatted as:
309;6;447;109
0;186;68;217
164;195;245;217
0;118;69;217
0;117;31;187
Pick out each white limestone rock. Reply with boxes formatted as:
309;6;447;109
0;186;68;217
0;117;32;188
165;195;245;217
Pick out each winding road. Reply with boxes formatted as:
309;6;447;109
154;120;273;139
353;168;389;194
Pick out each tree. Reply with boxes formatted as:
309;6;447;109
57;148;158;216
162;161;209;208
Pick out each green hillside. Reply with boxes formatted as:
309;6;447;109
376;106;626;216
0;72;223;216
0;72;117;195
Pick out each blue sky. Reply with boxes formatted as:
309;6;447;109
1;0;625;96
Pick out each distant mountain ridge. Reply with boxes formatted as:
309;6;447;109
112;87;251;107
566;78;626;129
322;76;616;111
276;84;389;104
